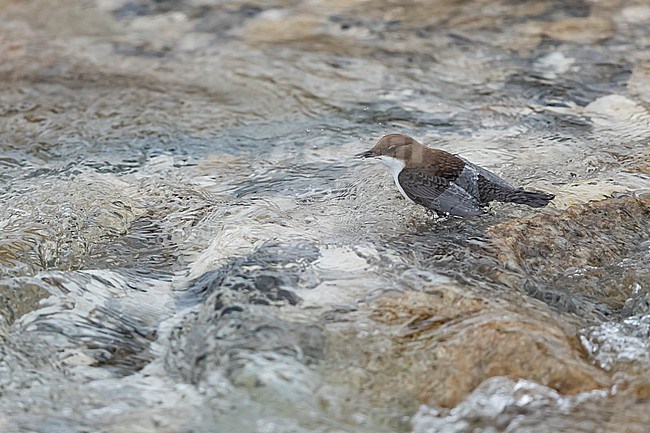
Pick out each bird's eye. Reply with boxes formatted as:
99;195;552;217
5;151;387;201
388;145;397;152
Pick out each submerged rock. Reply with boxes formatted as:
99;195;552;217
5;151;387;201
487;196;650;321
412;376;649;433
166;240;325;396
180;240;321;308
324;287;609;410
580;314;650;373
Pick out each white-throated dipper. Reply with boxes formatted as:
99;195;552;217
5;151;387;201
355;134;554;217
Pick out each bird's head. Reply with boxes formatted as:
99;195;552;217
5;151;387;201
355;134;420;162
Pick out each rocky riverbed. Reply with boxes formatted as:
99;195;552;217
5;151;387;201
0;0;649;432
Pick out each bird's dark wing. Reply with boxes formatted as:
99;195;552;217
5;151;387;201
458;157;513;189
398;169;483;217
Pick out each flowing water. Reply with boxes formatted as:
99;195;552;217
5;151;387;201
1;0;649;432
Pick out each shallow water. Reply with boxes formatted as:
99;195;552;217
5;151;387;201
1;0;649;432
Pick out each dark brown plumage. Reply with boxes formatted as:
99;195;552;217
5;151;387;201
355;134;554;217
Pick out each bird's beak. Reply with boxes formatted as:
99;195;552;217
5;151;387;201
355;150;376;159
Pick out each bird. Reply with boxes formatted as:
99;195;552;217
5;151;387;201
355;134;554;217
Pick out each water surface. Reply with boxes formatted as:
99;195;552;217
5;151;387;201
1;0;649;432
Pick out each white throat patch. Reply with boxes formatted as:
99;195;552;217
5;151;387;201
377;155;412;202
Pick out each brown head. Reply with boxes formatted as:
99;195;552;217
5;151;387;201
355;134;425;164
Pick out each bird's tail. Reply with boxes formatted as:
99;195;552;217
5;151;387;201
504;189;555;208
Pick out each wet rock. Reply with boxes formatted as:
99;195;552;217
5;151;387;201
182;240;321;307
488;197;650;321
580;314;650;373
325;288;609;409
167;239;325;396
622;282;650;316
412;376;650;433
166;273;325;398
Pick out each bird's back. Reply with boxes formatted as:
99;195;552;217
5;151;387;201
407;146;466;180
